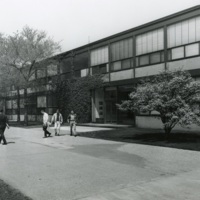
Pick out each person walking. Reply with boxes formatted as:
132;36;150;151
67;110;77;137
51;109;63;136
0;109;9;145
41;110;51;138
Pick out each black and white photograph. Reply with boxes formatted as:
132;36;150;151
0;0;200;199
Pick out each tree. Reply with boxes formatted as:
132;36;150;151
117;70;200;134
0;26;61;124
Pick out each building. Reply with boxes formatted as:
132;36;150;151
2;5;200;130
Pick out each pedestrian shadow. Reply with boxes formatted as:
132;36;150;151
6;142;15;144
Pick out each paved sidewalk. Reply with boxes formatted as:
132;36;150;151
0;126;200;200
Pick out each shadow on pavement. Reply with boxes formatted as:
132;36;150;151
79;128;200;152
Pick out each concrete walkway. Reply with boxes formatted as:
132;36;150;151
0;126;200;200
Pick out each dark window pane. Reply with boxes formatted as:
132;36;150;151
92;64;107;74
74;70;81;77
60;57;72;73
168;50;171;61
74;52;89;70
99;65;107;74
111;61;121;71
136;57;139;67
122;59;132;69
150;52;161;64
48;95;57;107
161;51;164;62
92;66;99;74
139;55;149;66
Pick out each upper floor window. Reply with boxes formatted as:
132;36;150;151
90;46;109;66
167;16;200;48
110;38;133;62
136;28;164;56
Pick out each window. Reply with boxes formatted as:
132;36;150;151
47;95;57;107
136;28;164;56
60;57;71;74
185;43;199;57
90;46;109;66
168;42;200;61
37;96;47;108
122;59;132;69
111;38;133;61
167;16;200;48
137;51;164;67
74;52;89;70
171;47;184;60
111;61;121;71
92;64;107;74
140;55;149;66
74;70;81;77
150;52;161;64
111;59;133;71
81;69;89;77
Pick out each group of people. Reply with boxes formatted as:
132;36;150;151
41;109;77;138
0;109;77;145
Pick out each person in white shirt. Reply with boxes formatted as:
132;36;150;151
51;109;63;136
41;110;51;138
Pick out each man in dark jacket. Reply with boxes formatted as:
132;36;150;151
0;109;9;145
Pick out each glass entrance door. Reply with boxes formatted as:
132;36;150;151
105;101;117;123
105;87;117;123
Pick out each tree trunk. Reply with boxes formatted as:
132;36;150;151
24;88;28;126
17;87;20;123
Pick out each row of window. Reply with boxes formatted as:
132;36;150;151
6;107;58;115
168;43;200;60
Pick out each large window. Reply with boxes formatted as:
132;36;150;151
110;38;133;61
90;46;109;66
60;57;71;74
167;16;200;48
136;28;164;67
136;28;164;56
74;52;89;70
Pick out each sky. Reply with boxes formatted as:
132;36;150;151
0;0;200;53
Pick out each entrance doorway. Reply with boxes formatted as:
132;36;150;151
105;87;117;123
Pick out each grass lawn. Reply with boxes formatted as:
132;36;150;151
79;128;200;151
0;179;32;200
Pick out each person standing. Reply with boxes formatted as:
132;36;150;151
41;110;51;138
51;109;63;136
67;110;77;137
0;109;9;145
